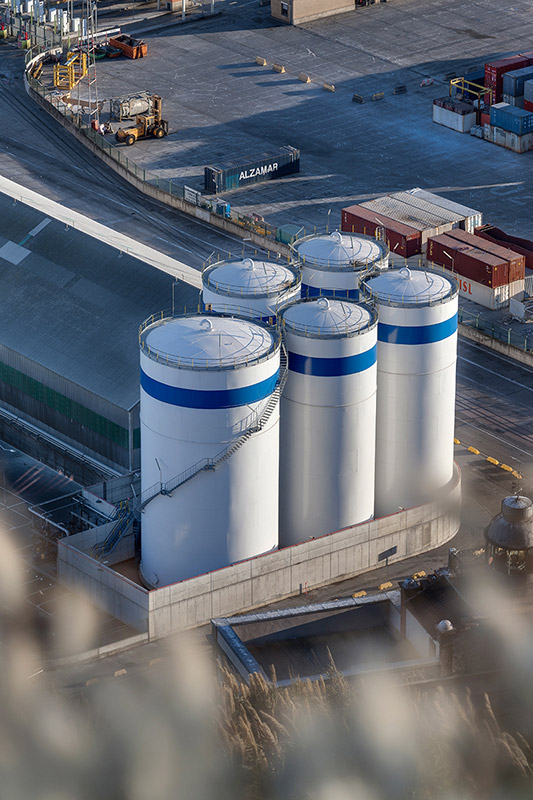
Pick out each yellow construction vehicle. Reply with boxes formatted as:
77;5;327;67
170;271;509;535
114;95;169;145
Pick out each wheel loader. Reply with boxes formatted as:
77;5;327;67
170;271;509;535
115;95;169;145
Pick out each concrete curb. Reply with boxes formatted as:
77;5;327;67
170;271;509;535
46;632;149;669
26;82;292;259
458;323;533;368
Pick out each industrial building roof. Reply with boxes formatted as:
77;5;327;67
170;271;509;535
361;195;463;232
0;187;200;410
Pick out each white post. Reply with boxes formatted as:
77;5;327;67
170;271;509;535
181;0;185;19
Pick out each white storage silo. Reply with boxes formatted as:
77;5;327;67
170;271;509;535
294;230;388;300
362;267;458;517
139;312;280;588
202;257;300;321
279;297;378;546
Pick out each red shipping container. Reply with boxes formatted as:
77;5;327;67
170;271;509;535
427;234;509;287
520;51;533;65
475;224;533;272
480;111;490;127
341;206;421;257
485;56;529;102
444;228;525;277
524;99;533;112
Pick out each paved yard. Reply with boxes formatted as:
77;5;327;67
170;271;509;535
89;0;533;235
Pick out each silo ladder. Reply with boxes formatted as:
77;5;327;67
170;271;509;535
138;343;288;511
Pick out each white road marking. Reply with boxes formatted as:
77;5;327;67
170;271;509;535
457;355;533;393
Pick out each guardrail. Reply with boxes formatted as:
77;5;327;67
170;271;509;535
458;307;533;353
24;63;285;248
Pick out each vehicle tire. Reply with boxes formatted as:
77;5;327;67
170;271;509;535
154;127;164;138
125;135;135;146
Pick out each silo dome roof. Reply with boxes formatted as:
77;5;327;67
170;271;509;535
364;267;456;306
485;495;533;550
295;230;384;269
281;297;376;338
142;315;275;368
203;258;296;297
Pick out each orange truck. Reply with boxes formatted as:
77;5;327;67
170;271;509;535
108;34;147;59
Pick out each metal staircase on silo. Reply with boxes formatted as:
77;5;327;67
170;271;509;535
92;500;136;559
138;342;288;511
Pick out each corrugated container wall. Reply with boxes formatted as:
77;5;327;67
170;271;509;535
525;80;533;103
204;146;300;193
502;67;533;97
341;205;421;257
490;104;533;136
433;100;476;133
360;195;462;250
502;94;525;108
444;228;526;279
485;56;530;102
427;234;509;287
407;188;482;234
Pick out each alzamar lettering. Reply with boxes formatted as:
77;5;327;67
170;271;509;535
239;162;278;181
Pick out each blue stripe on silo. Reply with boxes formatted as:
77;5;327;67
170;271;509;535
288;344;376;376
140;369;279;408
378;314;457;345
301;283;360;300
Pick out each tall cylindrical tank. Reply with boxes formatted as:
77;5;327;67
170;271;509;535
279;297;378;546
362;267;458;517
139;312;280;587
294;230;389;300
202;257;300;321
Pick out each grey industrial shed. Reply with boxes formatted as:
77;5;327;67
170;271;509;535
0;190;200;472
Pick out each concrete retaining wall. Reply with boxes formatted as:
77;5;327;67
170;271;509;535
26;82;291;259
147;466;461;639
458;323;533;367
58;538;149;631
57;465;460;638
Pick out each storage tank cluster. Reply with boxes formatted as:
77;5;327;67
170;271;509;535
139;242;458;588
202;256;300;320
293;230;389;300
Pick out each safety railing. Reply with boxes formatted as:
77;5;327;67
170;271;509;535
138;307;280;370
290;229;390;271
360;266;459;308
24;55;294;248
202;257;299;297
139;343;287;510
458;307;533;353
279;296;378;338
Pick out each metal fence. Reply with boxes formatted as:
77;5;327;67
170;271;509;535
458;307;533;353
26;61;283;244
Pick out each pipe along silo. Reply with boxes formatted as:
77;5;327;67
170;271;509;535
139;311;282;588
202;257;300;320
361;267;458;518
279;297;378;546
294;230;389;300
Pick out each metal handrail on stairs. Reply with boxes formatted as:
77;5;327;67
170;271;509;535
139;343;287;511
92;501;134;558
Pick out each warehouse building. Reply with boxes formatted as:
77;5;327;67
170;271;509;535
0;178;200;475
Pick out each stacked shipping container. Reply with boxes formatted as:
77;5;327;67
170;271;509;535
427;229;526;309
341;206;421;258
525;80;533;112
489;103;533;135
485;56;530;103
433;97;477;133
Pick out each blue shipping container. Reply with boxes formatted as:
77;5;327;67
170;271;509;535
502;66;533;97
490;104;533;136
